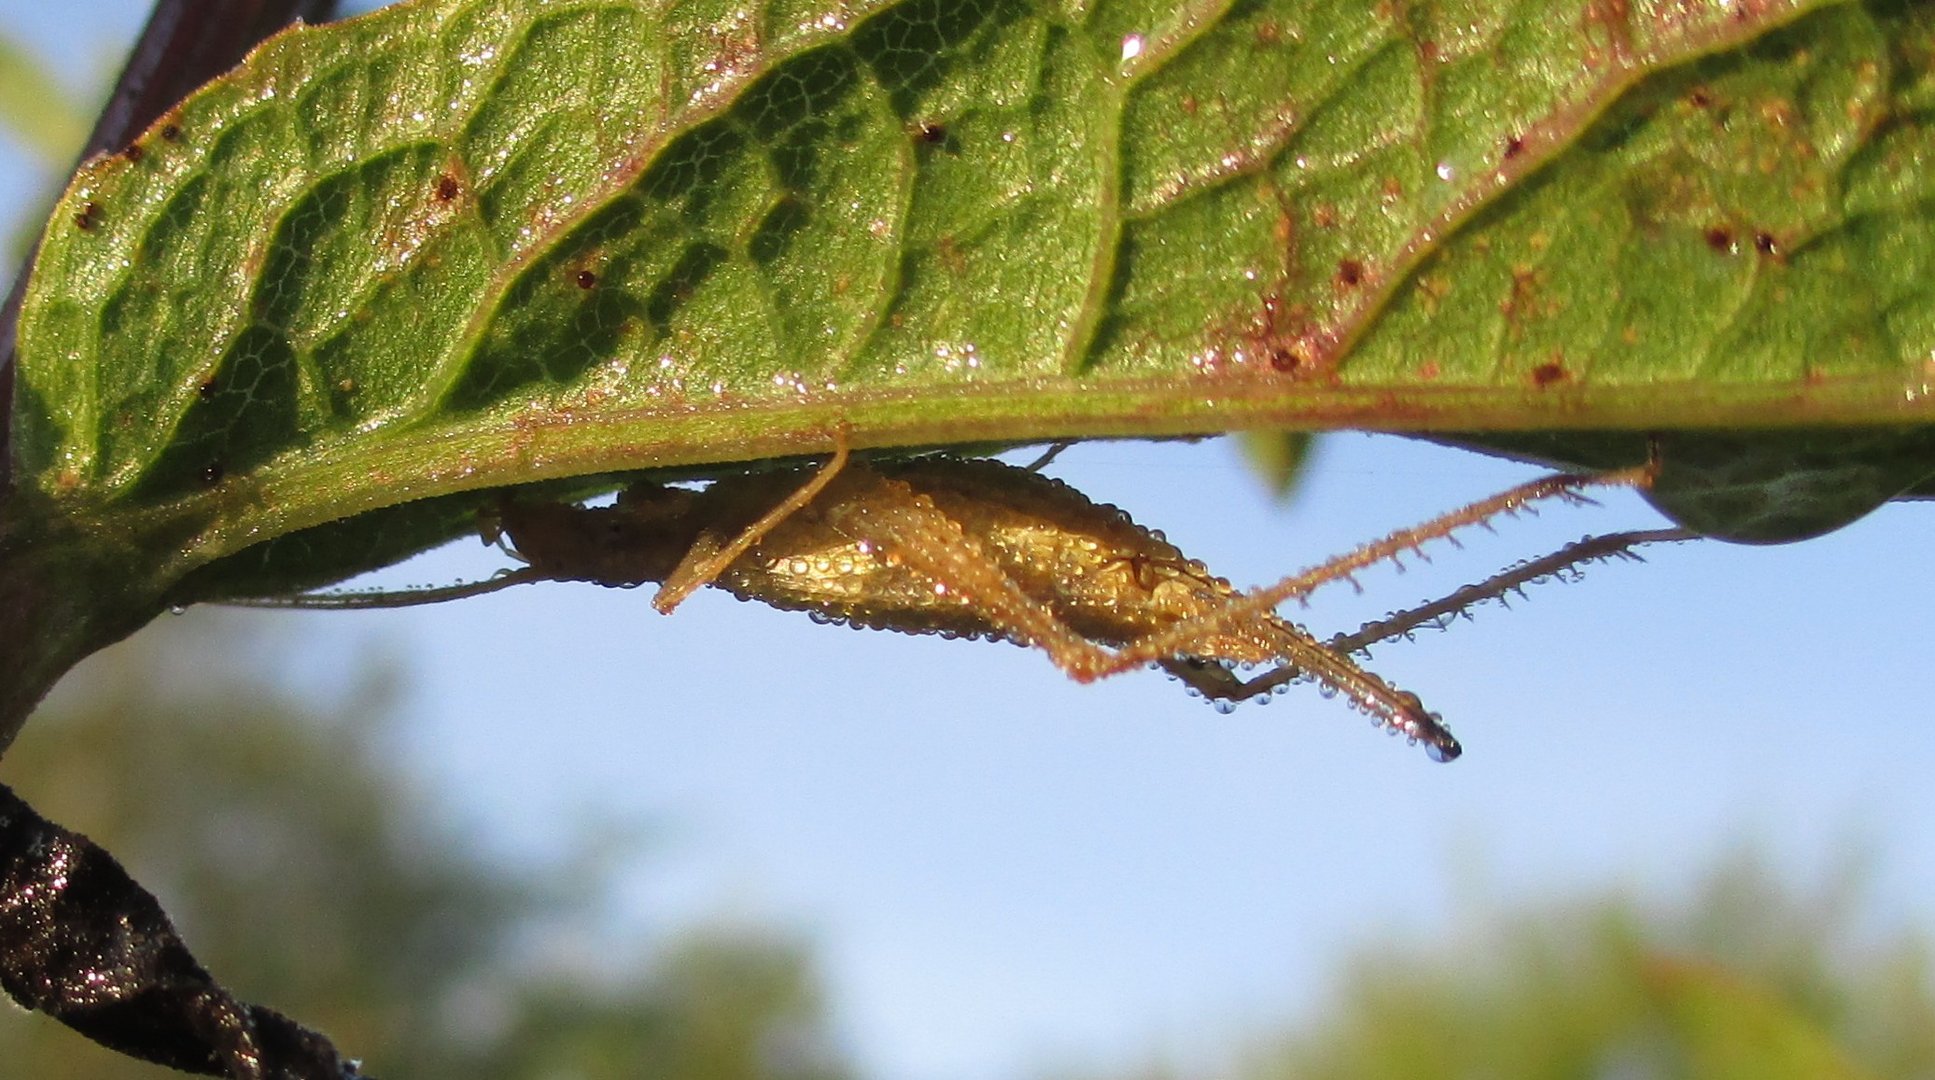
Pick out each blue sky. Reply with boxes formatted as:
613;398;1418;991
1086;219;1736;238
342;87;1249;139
5;6;1935;1078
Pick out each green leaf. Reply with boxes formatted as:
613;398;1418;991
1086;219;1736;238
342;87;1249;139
1235;430;1316;502
6;0;1935;733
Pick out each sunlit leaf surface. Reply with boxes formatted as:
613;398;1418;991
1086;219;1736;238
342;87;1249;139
4;0;1933;720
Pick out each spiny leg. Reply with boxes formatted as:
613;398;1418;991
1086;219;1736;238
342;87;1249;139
652;431;854;615
1097;464;1656;681
816;468;1458;752
1192;527;1698;705
1153;654;1460;760
819;470;1126;676
1334;527;1698;656
1051;465;1656;753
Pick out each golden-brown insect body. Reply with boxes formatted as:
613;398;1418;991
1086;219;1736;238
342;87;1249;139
497;454;1469;761
238;441;1677;764
706;458;1297;659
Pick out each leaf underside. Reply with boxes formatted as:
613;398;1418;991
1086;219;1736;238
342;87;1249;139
12;0;1935;597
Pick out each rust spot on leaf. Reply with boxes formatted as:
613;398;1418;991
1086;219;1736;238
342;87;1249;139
1530;360;1569;387
1687;86;1714;110
1335;259;1365;289
1503;266;1542;323
575;270;598;290
435;174;461;202
160;123;182;142
1248;292;1330;378
1753;230;1781;258
72;201;102;230
122;143;145;164
1703;226;1735;254
1195;289;1335;380
1502;134;1526;161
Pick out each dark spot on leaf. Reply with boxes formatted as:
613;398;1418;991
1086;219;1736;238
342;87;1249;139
1530;361;1568;387
1502;135;1525;160
160;122;182;141
73;201;101;230
199;462;224;485
435;174;461;202
1704;226;1735;253
916;121;946;144
1268;344;1310;373
1335;259;1365;288
197;381;217;402
122;143;144;163
1254;20;1283;46
1753;230;1780;257
1688;86;1714;109
575;270;598;290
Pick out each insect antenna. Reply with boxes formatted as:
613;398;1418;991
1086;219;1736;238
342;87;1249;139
214;567;547;610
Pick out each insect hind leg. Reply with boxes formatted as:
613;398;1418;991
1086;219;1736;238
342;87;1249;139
653;427;855;614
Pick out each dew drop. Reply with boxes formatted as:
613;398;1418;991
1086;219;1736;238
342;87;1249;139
1211;699;1238;715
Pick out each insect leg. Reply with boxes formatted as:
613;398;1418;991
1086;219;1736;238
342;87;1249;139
1097;465;1655;679
1207;527;1698;704
652;430;854;614
1334;527;1698;656
818;470;1125;674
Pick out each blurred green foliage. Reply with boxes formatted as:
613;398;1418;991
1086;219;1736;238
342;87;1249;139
1087;855;1935;1080
0;28;86;167
0;612;856;1080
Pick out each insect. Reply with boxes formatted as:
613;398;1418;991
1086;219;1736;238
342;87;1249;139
255;436;1686;762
